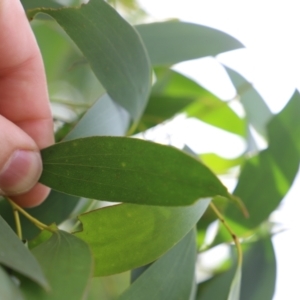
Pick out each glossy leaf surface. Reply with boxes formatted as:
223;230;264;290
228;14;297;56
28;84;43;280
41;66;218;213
29;0;151;120
136;22;244;66
21;230;93;300
0;216;48;289
75;200;209;276
119;229;196;300
40;137;230;206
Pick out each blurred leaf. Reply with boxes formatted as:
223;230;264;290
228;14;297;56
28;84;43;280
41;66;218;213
225;66;272;138
240;238;276;300
0;265;24;300
196;261;235;300
119;229;197;300
87;273;130;300
32;19;105;107
185;98;245;137
138;69;245;136
196;238;276;300
75;200;209;276
21;0;62;10
0;215;48;289
225;91;300;232
64;94;130;140
40;137;231;206
21;230;93;300
227;265;241;300
200;153;243;174
136;21;244;66
0;190;78;240
29;0;151;121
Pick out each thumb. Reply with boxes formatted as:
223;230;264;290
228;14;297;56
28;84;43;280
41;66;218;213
0;116;42;198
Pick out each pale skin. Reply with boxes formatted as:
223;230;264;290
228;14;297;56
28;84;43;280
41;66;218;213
0;0;54;207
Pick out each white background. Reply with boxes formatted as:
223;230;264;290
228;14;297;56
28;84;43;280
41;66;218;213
137;1;300;299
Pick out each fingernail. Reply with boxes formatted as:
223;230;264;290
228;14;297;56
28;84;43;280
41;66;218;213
0;150;42;195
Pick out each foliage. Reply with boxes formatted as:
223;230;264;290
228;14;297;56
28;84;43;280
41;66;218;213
1;0;296;298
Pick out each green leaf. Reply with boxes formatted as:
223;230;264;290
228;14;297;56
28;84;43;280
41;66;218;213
64;94;130;141
0;215;48;289
74;200;209;276
40;137;231;206
225;91;300;231
240;238;276;300
196;239;276;300
227;265;241;300
200;153;243;174
119;229;197;300
87;273;130;300
21;230;93;300
225;66;272;138
0;265;24;300
136;21;244;66
21;0;62;11
137;69;245;136
0;190;78;240
32;18;105;107
29;0;151;121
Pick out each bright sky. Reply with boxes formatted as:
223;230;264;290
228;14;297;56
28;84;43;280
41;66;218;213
137;1;300;299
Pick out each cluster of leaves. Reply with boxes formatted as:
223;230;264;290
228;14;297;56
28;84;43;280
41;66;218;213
0;0;298;299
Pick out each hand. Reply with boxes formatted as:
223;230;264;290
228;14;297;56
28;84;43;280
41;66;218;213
0;0;54;207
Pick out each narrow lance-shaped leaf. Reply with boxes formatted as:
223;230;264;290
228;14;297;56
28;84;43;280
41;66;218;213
119;229;197;300
21;230;93;300
0;215;48;289
39;137;231;206
75;200;209;276
224;66;272;138
136;21;244;66
28;0;151;121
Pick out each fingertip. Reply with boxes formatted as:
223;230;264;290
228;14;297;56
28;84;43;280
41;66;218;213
10;183;51;208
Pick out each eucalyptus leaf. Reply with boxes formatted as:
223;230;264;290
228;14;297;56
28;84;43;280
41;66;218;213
138;69;245;136
74;200;209;276
196;239;276;300
21;230;93;300
40;137;231;206
64;94;130;140
225;66;272;138
0;265;24;300
226;91;300;231
136;21;244;66
227;265;241;300
119;229;197;300
28;0;151;120
21;0;62;10
0;215;48;289
240;238;276;300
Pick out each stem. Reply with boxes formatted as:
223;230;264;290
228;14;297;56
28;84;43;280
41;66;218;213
12;208;22;240
6;198;56;233
210;202;243;266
